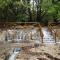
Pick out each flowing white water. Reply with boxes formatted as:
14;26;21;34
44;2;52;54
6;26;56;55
5;28;41;43
8;48;21;60
8;52;19;60
42;27;55;44
0;27;58;44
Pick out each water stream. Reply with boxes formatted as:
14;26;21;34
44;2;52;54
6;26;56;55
8;48;21;60
42;27;55;44
4;28;41;43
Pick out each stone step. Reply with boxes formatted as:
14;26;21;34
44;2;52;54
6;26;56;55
43;41;55;42
43;41;55;43
43;39;54;41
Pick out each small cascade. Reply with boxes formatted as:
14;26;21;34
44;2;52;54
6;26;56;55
3;28;41;43
5;48;21;60
15;29;24;42
6;29;16;42
41;27;55;44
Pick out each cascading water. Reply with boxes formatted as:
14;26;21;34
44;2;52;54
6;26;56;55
41;27;55;44
0;27;41;44
4;27;56;44
4;48;21;60
15;29;24;42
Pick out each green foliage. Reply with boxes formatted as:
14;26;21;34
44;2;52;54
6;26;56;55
0;0;28;22
0;0;60;23
57;11;60;21
47;1;60;22
16;14;28;22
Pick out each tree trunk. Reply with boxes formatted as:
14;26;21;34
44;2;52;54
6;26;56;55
36;0;42;22
28;8;32;22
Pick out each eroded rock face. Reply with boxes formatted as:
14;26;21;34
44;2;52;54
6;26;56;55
0;31;7;42
6;29;16;42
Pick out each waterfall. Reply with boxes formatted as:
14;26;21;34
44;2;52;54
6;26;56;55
5;48;21;60
0;27;41;43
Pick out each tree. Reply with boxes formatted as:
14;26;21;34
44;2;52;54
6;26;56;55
0;0;29;22
47;0;60;22
0;0;60;24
